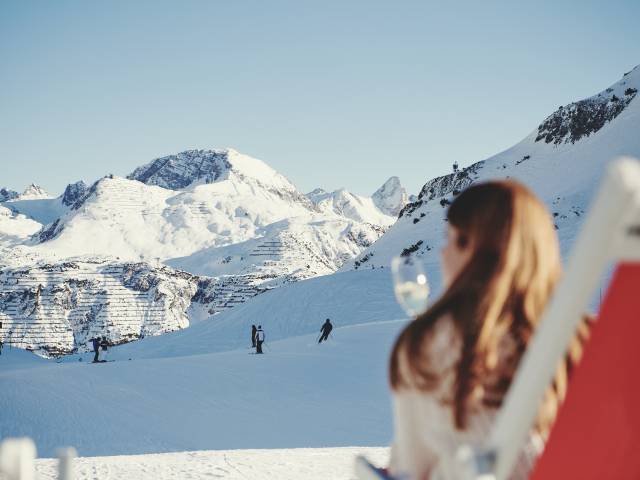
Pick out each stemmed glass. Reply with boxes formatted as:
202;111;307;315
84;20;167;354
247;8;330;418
391;255;430;317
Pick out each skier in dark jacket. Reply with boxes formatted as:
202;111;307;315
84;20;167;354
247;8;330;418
91;337;101;363
251;325;257;348
255;326;265;354
100;336;109;362
318;319;333;343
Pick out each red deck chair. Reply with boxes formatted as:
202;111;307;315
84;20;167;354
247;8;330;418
489;157;640;480
529;263;640;479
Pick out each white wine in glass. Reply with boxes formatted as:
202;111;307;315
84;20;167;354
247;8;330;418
391;256;430;317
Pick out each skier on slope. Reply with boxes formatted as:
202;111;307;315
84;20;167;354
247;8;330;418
318;318;333;343
100;336;109;362
251;324;257;348
255;326;265;354
91;337;101;363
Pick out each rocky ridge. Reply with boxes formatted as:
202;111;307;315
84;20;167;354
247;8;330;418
0;259;197;357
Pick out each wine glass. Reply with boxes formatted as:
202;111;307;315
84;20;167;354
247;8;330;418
391;255;430;317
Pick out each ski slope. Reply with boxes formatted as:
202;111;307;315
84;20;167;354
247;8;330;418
1;318;406;459
109;268;407;360
34;447;390;480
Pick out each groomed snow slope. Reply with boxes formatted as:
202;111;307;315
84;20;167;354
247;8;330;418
108;268;406;360
0;205;41;247
1;318;405;458
34;447;390;480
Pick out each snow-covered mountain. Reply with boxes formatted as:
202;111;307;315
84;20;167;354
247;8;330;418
18;183;52;200
305;183;398;227
27;149;387;263
344;66;640;276
128;148;309;205
372;176;408;217
0;149;397;355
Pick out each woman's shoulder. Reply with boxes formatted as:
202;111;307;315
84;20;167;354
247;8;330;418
426;314;460;355
396;313;462;390
421;313;462;377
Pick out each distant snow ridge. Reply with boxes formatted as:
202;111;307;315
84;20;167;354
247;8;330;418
306;187;397;226
18;184;51;200
372;176;409;217
0;260;197;357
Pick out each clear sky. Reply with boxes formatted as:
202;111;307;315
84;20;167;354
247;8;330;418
1;0;638;197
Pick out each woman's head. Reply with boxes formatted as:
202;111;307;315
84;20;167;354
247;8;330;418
390;180;562;430
441;181;560;293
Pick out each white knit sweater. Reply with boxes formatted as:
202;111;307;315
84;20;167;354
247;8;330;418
388;316;541;480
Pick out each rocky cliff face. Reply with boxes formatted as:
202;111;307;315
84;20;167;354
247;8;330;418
399;161;485;218
536;84;637;145
61;181;88;207
0;188;19;202
128;149;233;190
0;260;198;357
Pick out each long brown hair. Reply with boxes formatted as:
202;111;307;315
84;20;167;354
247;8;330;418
389;180;586;435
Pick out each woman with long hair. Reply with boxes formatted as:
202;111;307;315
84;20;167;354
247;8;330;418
387;180;588;479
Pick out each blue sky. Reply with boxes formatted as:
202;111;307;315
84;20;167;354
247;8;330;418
1;0;638;197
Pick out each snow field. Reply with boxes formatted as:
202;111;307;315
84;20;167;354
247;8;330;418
1;319;407;458
33;447;390;480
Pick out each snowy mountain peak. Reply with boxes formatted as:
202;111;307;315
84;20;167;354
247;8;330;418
19;183;51;199
61;181;88;207
127;148;298;194
372;176;408;217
